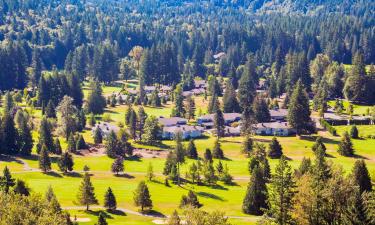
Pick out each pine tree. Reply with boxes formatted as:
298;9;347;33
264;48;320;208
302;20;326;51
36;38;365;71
111;157;124;175
214;107;225;138
344;52;367;102
67;133;76;153
0;166;15;193
94;127;103;144
268;137;283;159
242;136;254;156
186;139;198;159
18;118;33;156
39;145;51;173
287;80;313;135
13;179;30;196
223;79;240;113
104;187;117;211
1;113;18;155
238;56;257;111
76;172;98;211
168;210;181;225
267;156;295;224
174;134;185;185
174;84;185;117
295;157;311;177
54;138;62;155
212;138;224;159
86;80;106;114
76;135;87;150
242;166;268;215
45;100;56;118
37;117;55;154
202;161;217;186
58;152;74;173
45;186;61;213
207;94;219;114
352;160;372;193
146;162;154;181
350;125;359;139
338;132;354;156
253;96;271;123
106;131;121;158
179;190;202;208
141;116;161;145
312;136;326;153
2;92;14;115
133;181;152;212
185;96;195;120
128;109;137;140
97;212;108;225
204;149;213;163
137;106;148;141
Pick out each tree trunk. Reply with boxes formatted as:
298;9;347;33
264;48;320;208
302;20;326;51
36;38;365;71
86;204;89;211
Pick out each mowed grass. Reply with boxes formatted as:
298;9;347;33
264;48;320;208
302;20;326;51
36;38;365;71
327;100;371;115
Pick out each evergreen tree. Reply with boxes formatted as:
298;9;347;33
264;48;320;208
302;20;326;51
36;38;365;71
13;179;30;196
45;186;62;213
18;118;33;156
267;156;296;224
174;84;185;117
202;161;217;186
287;80;313;135
350;125;359;139
141;116;161;145
137;106;148;141
67;133;76;153
186;139;198;159
97;212;108;225
312;136;326;153
106;131;121;158
344;52;367;102
2;92;14;115
212;138;224;159
0;166;15;193
223;80;240;113
104;187;117;211
338;132;354;156
111;157;124;175
214;107;225;138
54;138;62;155
86;80;106;114
39;145;51;173
174;133;185;185
56;96;79;139
168;210;181;225
0;113;18;155
179;190;202;208
242;166;268;215
352;160;372;193
37;117;55;154
268;137;283;159
133;181;152;212
238;56;257;111
185;96;195;120
207;93;219;114
76;135;87;150
76;172;98;211
45;100;56;118
242;136;254;156
150;90;161;107
204;149;213;163
128;109;137;140
253;96;271;123
295;157;311;177
58;152;74;173
94;127;103;144
67;73;84;108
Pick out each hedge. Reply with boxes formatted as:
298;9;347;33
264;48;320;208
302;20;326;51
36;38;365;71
320;119;337;136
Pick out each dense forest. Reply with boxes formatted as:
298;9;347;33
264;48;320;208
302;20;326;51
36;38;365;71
0;0;374;104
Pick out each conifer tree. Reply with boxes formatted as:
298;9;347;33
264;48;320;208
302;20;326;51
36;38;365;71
86;80;106;114
338;132;354;156
186;139;198;159
312;136;326;153
223;79;240;113
268;137;283;159
128;109;137;140
242;166;268;215
174;84;185;117
2;92;14;114
94;127;103;144
295;157;311;177
0;166;15;193
54;138;62;155
76;172;98;211
202;161;217;185
67;133;76;153
111;157;124;175
45;100;56;118
168;210;181;225
242;136;254;156
179;190;202;208
76;135;87;150
97;212;108;225
141;115;161;145
106;131;121;158
187;163;200;184
220;164;233;185
352;160;372;193
58;152;74;173
214;107;225;138
238;56;257;111
133;181;152;212
350;125;359;139
13;179;30;196
185;96;195;120
174;133;185;185
253;96;271;123
207;94;219;114
37;117;55;154
212;138;224;159
104;187;117;211
267;156;295;224
39;145;51;173
287;80;313;135
0;113;18;155
18;119;33;156
137;106;148;141
146;162;154;181
45;186;62;213
204;149;213;163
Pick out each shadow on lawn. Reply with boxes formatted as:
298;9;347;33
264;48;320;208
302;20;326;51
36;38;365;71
86;210;114;219
0;155;24;164
65;172;83;178
44;171;63;178
114;173;135;179
140;209;166;218
196;191;224;201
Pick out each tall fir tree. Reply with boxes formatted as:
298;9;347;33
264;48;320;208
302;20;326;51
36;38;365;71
39;145;51;173
351;160;372;193
242;166;268;215
133;181;152;212
104;187;117;211
0;166;15;193
338;132;354;156
268;137;283;159
76;172;98;211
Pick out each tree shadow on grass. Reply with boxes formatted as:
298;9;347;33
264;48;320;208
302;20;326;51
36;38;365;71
196;191;224;201
0;155;24;164
141;210;166;218
20;154;38;161
114;173;135;179
65;172;83;178
108;209;126;216
44;171;63;178
86;210;114;219
126;155;142;162
352;154;368;160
